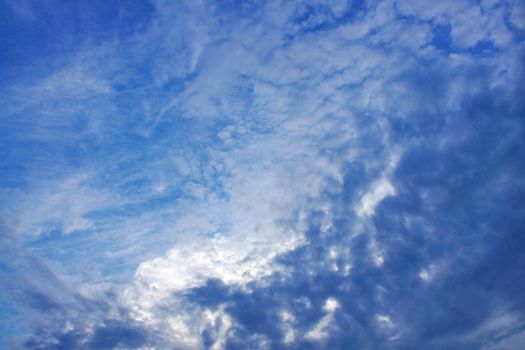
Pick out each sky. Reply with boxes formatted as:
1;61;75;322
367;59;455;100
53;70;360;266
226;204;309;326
0;0;524;349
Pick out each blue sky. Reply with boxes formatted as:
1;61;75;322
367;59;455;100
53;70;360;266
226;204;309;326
1;0;525;349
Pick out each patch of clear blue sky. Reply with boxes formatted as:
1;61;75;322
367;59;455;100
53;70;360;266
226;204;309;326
0;0;155;73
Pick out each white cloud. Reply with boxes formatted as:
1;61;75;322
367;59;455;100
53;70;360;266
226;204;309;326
357;178;396;217
376;314;394;328
323;298;340;312
510;1;525;29
305;298;340;341
397;0;512;48
0;173;113;238
280;310;297;343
